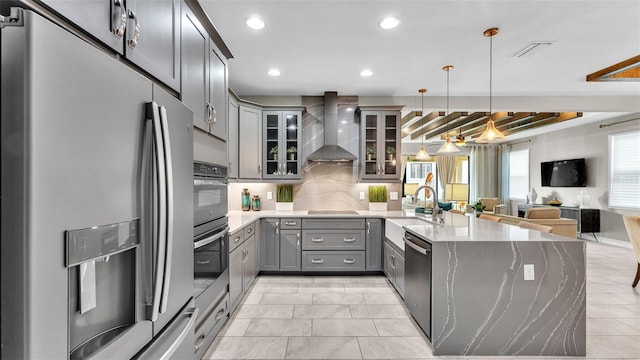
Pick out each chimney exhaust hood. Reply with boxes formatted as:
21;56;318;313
306;92;358;162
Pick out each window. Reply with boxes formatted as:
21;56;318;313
609;130;640;209
405;162;436;201
509;149;529;199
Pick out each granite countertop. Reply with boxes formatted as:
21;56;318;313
404;211;583;243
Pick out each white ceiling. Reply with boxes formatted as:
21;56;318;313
200;0;640;98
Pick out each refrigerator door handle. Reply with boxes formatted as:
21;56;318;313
147;102;168;322
157;307;199;360
158;106;173;315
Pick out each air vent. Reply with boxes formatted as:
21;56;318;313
512;41;555;58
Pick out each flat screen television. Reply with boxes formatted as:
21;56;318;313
541;158;587;187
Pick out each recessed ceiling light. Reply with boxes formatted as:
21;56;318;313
360;69;373;77
345;107;354;112
379;17;400;30
246;16;265;30
268;69;280;76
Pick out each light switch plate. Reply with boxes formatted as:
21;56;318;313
390;192;398;200
359;192;365;200
267;191;273;200
524;264;535;281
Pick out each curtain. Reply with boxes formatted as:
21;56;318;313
436;155;456;201
497;145;510;214
469;145;499;201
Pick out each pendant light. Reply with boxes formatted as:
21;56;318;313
437;65;460;153
476;27;506;143
414;88;432;160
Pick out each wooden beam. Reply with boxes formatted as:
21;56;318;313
502;112;582;135
464;112;536;138
586;54;640;82
404;111;445;137
410;112;465;140
401;111;418;126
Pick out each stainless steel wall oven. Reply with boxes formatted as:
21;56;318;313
193;162;230;358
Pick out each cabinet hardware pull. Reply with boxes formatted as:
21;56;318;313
311;259;324;264
311;238;323;242
367;222;371;234
297;233;300;246
211;105;217;124
194;333;206;350
214;307;225;321
196;260;211;265
285;221;297;226
343;237;356;242
258;164;261;173
343;259;356;264
233;237;240;243
275;221;279;234
112;0;127;38
127;9;140;49
247;227;253;234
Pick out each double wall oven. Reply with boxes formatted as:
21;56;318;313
193;161;229;357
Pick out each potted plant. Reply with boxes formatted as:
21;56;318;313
472;200;486;217
366;147;375;161
286;146;297;161
368;185;388;211
386;146;395;161
276;184;294;211
269;146;278;160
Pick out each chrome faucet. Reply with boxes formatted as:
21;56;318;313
413;185;440;221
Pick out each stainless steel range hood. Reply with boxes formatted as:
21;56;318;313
306;92;358;162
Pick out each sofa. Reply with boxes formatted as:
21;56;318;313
476;197;507;215
494;210;578;238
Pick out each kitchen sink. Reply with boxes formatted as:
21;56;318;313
385;217;435;249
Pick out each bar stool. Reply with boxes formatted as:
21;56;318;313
518;221;553;234
622;215;640;288
479;214;502;222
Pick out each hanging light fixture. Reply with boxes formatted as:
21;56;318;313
437;65;460;153
414;88;432;160
476;27;506;143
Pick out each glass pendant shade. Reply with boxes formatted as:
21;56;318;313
437;137;460;153
476;118;505;143
415;145;431;160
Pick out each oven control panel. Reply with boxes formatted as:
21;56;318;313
194;161;227;178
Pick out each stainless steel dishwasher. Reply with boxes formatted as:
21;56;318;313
403;231;432;339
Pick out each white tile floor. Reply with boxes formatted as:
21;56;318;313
203;242;640;359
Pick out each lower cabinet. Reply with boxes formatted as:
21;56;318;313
301;251;365;271
260;218;280;271
229;225;258;314
365;219;383;271
384;240;405;298
280;230;301;271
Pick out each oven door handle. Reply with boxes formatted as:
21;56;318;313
194;227;230;249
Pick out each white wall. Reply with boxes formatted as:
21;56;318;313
510;113;640;242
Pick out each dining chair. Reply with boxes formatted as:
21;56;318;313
479;214;502;222
518;221;553;233
449;209;465;215
622;215;640;288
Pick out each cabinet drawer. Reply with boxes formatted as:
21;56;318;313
281;218;302;229
243;222;256;239
302;251;365;271
302;230;365;250
195;294;229;356
229;230;244;252
302;218;365;229
195;251;222;273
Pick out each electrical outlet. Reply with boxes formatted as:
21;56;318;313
359;192;365;200
267;191;273;200
390;192;398;200
524;264;535;281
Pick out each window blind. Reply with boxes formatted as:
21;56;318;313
509;149;529;199
609;130;640;209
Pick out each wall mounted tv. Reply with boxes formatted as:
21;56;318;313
541;158;587;187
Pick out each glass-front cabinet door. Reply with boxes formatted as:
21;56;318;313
359;108;401;180
263;109;302;179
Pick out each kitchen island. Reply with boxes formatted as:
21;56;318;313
404;212;585;357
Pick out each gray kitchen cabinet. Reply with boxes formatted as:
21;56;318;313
280;230;301;271
262;109;303;180
384;239;405;298
260;219;280;271
358;107;402;180
301;251;365;271
301;218;367;272
229;224;258;313
239;104;263;179
228;94;239;178
41;0;181;90
365;219;383;271
208;42;227;140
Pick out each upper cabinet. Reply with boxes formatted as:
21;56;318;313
238;104;263;180
262;110;303;180
228;94;239;179
40;0;181;91
358;107;402;181
181;5;228;140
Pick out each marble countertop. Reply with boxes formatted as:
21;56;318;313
404;211;583;243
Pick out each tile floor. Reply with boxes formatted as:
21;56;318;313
203;242;640;359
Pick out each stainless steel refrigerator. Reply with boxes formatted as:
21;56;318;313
1;8;196;360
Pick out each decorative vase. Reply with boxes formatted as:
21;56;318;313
251;195;261;211
367;154;372;161
241;189;251;211
528;188;537;204
577;190;591;209
288;153;295;161
276;202;293;212
474;210;482;217
369;202;387;212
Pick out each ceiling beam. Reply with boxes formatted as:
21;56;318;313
586;54;640;82
410;112;466;140
402;111;445;137
502;112;582;135
465;112;553;139
401;111;418;126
